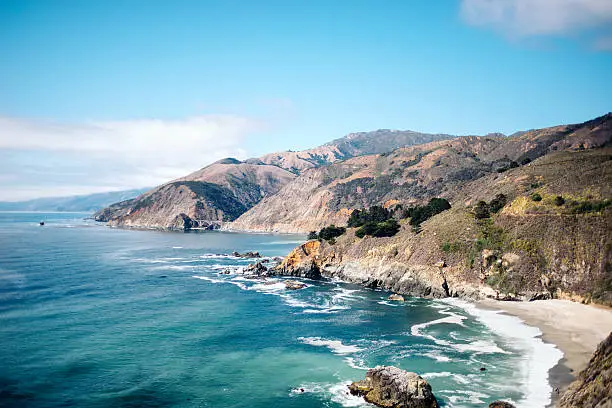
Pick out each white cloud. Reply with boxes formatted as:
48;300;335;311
0;115;258;201
461;0;612;39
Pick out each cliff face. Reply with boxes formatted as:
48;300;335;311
273;146;612;305
232;113;612;233
559;332;612;408
96;129;457;230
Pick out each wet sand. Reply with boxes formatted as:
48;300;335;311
479;298;612;406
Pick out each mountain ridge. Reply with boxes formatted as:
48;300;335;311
95;128;459;229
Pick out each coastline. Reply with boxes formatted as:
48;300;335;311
475;298;612;407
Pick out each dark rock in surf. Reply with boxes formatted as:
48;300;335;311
489;402;515;408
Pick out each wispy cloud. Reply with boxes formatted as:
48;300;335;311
0;115;259;201
460;0;612;48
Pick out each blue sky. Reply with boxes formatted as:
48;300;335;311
0;0;611;200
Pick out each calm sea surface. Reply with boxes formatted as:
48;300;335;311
0;212;552;407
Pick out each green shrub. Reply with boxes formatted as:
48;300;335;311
474;201;490;219
441;241;462;253
347;206;391;228
317;225;346;241
355;219;400;238
489;194;507;213
307;231;318;240
404;198;451;230
554;196;565;206
571;199;612;214
531;193;542;202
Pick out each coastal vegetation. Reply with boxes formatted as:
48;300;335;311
307;225;346;243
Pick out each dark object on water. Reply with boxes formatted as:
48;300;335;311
480;367;486;372
159;275;168;278
39;221;44;226
489;401;515;408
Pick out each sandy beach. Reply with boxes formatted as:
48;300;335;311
479;299;612;404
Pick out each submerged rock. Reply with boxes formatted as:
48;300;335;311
348;366;439;408
284;280;307;290
388;294;405;302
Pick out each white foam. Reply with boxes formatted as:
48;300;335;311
377;300;403;307
192;275;224;284
249;282;286;292
328;381;371;407
200;253;235;259
298;337;362;355
344;356;370;370
152;265;194;271
191;274;247;290
423;350;451;362
445;389;490;405
301;305;350;314
410;308;509;355
290;382;369;407
441;298;563;408
422;371;473;385
172;246;183;249
209;264;237;270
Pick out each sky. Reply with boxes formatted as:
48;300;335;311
1;0;611;201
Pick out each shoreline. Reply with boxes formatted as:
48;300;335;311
475;298;612;407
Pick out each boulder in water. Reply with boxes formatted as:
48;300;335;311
284;280;306;290
232;251;262;258
489;402;515;408
348;366;439;408
244;261;268;275
388;294;405;302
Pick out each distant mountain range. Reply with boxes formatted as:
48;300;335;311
0;188;150;212
94;129;458;229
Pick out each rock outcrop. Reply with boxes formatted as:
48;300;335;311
348;366;439;408
273;240;323;280
558;332;612;408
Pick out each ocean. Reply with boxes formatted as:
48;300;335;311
0;212;561;408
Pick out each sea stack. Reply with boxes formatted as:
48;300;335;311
348;366;439;408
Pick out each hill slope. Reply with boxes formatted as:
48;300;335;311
95;129;457;229
269;113;612;306
94;160;295;230
232;113;612;233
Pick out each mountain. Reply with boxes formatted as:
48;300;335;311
0;188;149;213
95;129;458;230
269;113;612;306
232;113;612;233
94;159;296;230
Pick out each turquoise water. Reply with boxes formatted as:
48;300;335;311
0;212;551;407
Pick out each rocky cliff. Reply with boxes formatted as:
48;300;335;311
559;332;612;408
